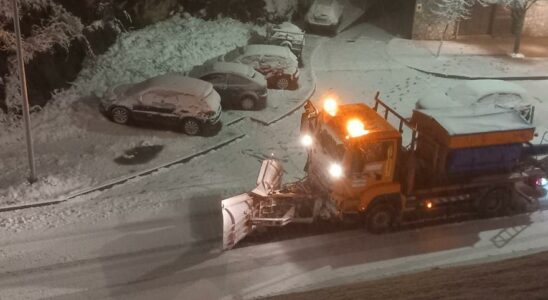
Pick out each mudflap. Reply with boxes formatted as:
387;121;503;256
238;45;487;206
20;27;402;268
222;159;284;250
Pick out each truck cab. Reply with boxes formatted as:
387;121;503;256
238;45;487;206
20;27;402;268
300;99;402;214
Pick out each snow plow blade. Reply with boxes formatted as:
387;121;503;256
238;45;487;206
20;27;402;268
222;193;254;250
222;159;284;250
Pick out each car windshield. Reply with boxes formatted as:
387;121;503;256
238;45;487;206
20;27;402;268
224;47;243;62
126;79;150;95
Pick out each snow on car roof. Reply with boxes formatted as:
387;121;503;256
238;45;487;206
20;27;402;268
446;80;527;106
416;106;533;136
416;91;462;109
132;74;212;97
271;22;304;34
194;62;255;77
244;44;294;58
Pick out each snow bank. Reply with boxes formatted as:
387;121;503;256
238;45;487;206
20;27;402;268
264;0;300;21
73;15;257;97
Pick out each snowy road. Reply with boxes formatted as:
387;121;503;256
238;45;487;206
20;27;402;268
2;21;548;300
2;201;548;299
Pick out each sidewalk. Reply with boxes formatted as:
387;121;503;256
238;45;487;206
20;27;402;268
387;36;548;79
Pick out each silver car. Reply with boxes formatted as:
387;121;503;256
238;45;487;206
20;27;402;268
101;74;222;135
416;80;535;123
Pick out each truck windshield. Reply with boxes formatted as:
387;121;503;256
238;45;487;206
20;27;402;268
318;129;345;161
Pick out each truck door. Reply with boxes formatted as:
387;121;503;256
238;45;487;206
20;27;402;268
348;140;395;187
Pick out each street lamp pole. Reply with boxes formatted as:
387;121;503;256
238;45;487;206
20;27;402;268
12;0;37;183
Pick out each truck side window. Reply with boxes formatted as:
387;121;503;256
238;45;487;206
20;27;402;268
351;141;392;176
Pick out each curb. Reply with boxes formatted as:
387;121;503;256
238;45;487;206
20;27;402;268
387;39;548;81
0;134;246;213
408;66;548;81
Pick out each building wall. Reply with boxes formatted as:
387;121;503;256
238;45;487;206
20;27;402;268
523;1;548;37
411;0;548;40
411;0;457;40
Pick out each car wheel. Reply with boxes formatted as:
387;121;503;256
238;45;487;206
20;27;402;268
366;204;396;234
110;106;131;124
240;96;256;110
182;118;201;136
276;77;290;90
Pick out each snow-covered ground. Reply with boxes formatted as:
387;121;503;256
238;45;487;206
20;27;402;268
0;15;316;208
1;11;548;300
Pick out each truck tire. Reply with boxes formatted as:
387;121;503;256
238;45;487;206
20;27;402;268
366;204;396;234
478;187;510;218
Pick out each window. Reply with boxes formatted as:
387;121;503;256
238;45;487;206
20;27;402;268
224;47;243;62
141;90;179;112
318;129;345;160
202;73;227;85
350;141;392;175
228;74;249;85
240;55;261;65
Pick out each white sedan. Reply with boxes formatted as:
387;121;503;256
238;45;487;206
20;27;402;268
416;80;535;122
305;0;344;35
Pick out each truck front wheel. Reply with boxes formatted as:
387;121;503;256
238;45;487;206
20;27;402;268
478;187;511;217
366;204;396;234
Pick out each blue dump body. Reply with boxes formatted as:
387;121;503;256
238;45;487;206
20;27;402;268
447;143;523;174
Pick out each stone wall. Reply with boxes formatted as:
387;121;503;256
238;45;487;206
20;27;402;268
411;0;458;40
523;1;548;37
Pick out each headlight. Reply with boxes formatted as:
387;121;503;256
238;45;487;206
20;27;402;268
329;163;343;178
538;178;548;187
301;134;313;147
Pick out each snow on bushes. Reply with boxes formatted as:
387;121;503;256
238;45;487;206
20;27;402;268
73;15;257;97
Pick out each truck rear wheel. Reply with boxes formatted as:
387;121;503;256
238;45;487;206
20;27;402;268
366;204;396;234
478;187;511;217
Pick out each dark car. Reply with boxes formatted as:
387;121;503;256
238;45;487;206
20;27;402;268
101;74;222;136
213;45;299;90
189;62;268;110
266;22;305;65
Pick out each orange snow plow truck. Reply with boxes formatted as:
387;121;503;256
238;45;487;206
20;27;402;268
222;93;548;249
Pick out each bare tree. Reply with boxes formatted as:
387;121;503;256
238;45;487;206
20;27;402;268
430;0;476;57
482;0;543;55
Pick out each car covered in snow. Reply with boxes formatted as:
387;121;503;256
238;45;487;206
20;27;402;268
265;22;305;64
305;0;344;35
188;62;268;110
213;44;299;90
416;80;535;122
101;74;222;135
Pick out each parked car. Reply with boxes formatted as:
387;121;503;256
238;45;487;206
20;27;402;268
101;74;222;135
265;22;305;65
305;0;344;35
416;80;535;122
188;62;268;110
213;44;299;90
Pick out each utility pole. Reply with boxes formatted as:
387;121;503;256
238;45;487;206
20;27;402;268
12;0;37;183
